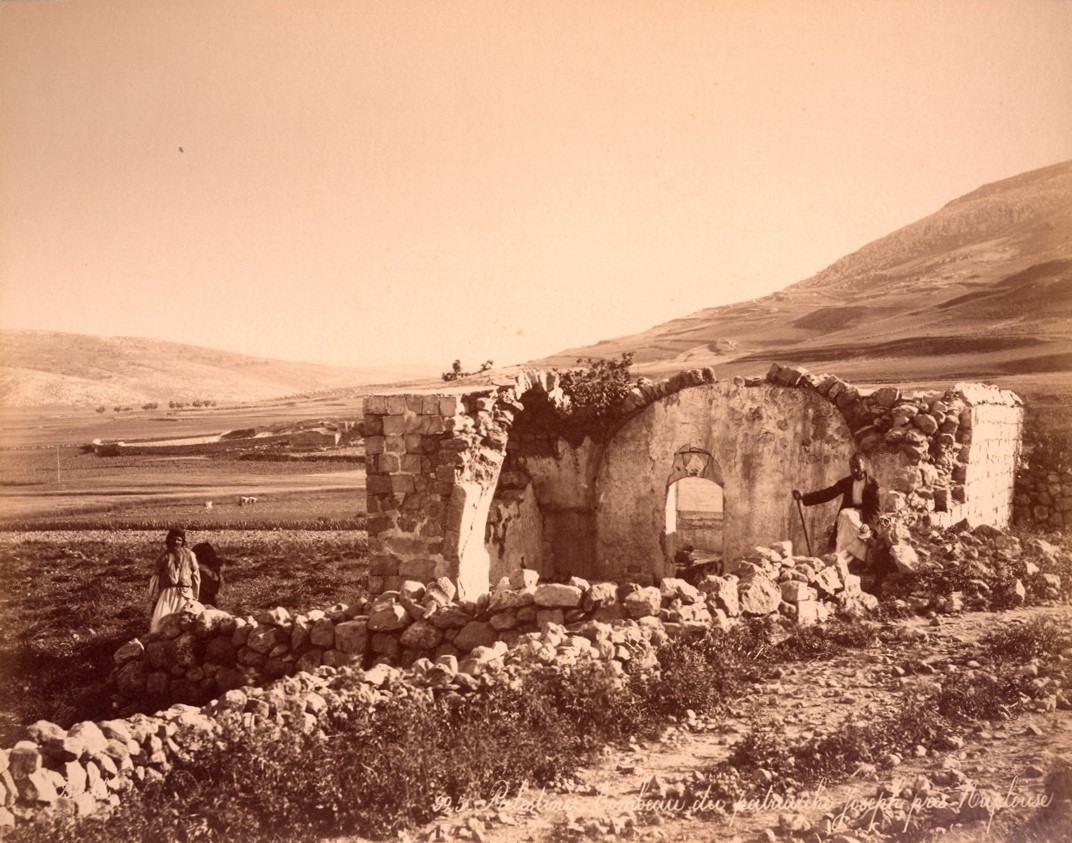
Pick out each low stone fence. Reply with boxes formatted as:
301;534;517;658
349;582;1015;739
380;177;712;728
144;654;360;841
107;544;874;714
1015;466;1072;531
0;544;872;830
4;521;1069;832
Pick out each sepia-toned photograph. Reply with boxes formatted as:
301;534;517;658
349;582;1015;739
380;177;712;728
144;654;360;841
1;1;1070;840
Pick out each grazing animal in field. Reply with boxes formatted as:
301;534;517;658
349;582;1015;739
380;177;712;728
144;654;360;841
239;496;259;506
191;542;223;608
204;501;214;510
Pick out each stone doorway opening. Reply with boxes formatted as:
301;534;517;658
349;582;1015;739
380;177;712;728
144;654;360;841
664;446;725;573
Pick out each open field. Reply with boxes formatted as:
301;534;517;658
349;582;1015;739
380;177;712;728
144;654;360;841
0;405;373;744
0;394;366;449
0;447;367;529
0;530;368;747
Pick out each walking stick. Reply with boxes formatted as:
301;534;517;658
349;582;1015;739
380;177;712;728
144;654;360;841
795;495;813;557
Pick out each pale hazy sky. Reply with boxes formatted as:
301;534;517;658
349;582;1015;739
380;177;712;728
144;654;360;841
2;0;1071;371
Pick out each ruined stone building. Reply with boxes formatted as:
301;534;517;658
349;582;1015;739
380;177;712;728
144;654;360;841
363;364;1023;598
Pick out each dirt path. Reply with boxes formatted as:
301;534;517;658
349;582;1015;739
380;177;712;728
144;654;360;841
351;606;1072;843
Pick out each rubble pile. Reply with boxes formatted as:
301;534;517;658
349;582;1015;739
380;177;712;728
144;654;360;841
883;521;1070;615
2;524;1068;833
764;363;982;464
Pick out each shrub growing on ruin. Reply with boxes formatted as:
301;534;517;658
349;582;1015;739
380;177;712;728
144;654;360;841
555;352;638;419
701;691;947;801
648;623;765;716
771;618;884;661
937;672;1029;722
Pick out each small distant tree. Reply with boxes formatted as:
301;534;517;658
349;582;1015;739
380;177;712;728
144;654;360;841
142;402;158;411
442;358;495;382
95;405;106;414
442;359;466;382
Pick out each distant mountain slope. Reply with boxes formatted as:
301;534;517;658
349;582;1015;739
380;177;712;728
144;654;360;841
534;160;1072;386
0;331;423;407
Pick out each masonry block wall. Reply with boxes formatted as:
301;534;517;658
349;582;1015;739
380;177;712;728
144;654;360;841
363;393;512;600
766;365;1022;531
1016;468;1072;529
956;386;1023;526
1012;406;1070;531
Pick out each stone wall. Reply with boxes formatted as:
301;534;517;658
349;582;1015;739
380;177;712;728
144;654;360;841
597;382;855;581
363;365;1023;597
1015;467;1072;530
363;393;512;600
104;543;872;715
765;365;1023;531
957;385;1024;526
6;528;878;831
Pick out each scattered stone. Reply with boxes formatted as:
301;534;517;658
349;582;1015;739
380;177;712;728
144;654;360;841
738;575;782;615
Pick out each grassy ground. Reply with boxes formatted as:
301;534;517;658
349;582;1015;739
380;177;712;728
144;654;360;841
0;530;368;746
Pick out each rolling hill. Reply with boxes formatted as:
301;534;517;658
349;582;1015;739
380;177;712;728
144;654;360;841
4;160;1070;407
0;331;426;407
534;159;1072;390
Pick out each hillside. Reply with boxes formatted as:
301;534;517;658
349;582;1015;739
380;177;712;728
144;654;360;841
534;160;1072;389
0;331;424;407
6;162;1070;407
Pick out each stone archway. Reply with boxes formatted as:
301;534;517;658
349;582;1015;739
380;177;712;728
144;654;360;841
664;446;726;565
596;382;856;584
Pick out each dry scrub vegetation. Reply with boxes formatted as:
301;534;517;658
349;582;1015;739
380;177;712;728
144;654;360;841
6;615;1072;843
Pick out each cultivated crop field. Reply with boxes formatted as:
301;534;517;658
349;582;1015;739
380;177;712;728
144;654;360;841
0;530;369;746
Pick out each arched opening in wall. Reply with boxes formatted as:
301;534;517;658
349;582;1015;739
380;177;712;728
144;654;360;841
664;446;725;573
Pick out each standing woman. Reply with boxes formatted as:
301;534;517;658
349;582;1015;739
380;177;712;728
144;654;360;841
149;528;201;633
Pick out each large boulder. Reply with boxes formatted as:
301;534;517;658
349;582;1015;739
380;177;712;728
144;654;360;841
660;578;702;605
738;574;782;615
533;584;584;608
113;639;145;666
701;575;740;617
811;566;842;595
399;620;443;651
335;620;370;655
454;621;498;653
622;587;662;619
368;603;409;632
889;543;919;573
780;581;817;604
